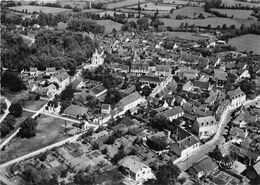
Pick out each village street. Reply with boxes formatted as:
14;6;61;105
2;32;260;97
174;96;260;171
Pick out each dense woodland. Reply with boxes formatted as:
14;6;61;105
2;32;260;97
1;28;98;72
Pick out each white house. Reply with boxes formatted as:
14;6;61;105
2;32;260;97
89;85;107;100
162;107;184;121
116;92;144;114
155;65;171;76
182;81;193;92
170;135;200;158
195;116;218;139
101;104;111;115
49;71;70;90
228;87;246;107
120;158;155;183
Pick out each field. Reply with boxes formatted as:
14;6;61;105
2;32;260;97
165;31;207;41
221;0;260;7
106;0;145;9
8;5;72;14
22;99;48;111
211;8;254;19
159;17;256;28
130;2;176;12
228;34;260;54
0;114;73;164
170;7;214;18
95;20;122;33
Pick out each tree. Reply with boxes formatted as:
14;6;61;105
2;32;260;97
146;136;168;151
0;115;16;138
60;169;68;178
222;24;227;30
142;85;152;97
156;163;181;185
60;85;75;101
111;148;126;165
207;24;211;29
198;13;205;19
137;17;149;31
1;71;26;92
9;103;23;117
19;118;38;138
230;24;236;29
74;170;94;185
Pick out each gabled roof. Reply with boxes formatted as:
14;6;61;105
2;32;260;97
155;65;171;72
116;92;142;108
179;135;199;151
193;80;210;90
54;72;69;82
228;87;245;100
164;107;183;118
214;69;227;81
101;104;111;110
90;85;106;95
139;75;162;83
131;63;149;70
46;67;56;73
121;158;149;174
30;67;37;72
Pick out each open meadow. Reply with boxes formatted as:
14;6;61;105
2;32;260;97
0;114;74;164
211;8;255;19
170;7;214;18
164;31;207;41
106;0;146;9
95;20;122;33
129;2;176;12
8;5;72;14
159;17;257;28
22;99;48;111
228;34;260;54
221;0;260;7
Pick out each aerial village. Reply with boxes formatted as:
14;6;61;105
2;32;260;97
1;0;260;185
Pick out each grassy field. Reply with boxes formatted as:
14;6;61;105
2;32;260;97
170;7;214;18
130;2;176;12
162;0;204;6
159;17;256;28
95;20;122;33
8;5;72;14
0;114;73;164
228;34;260;54
22;99;48;111
221;0;260;7
165;31;207;41
211;8;254;19
106;0;145;9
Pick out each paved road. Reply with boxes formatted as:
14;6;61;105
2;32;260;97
174;96;260;171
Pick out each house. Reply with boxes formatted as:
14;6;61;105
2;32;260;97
155;65;171;76
160;107;184;121
228;87;246;107
236;69;250;81
131;63;149;76
89;85;107;100
45;67;56;76
120;158;155;183
214;69;227;87
178;69;198;80
101;104;111;114
29;67;38;77
139;75;162;85
194;115;218;139
116;92;143;114
193;80;211;91
62;105;88;119
46;84;57;98
91;48;105;67
50;71;70;90
170;135;200;158
182;81;193;92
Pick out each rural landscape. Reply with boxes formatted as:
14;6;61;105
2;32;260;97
0;0;260;185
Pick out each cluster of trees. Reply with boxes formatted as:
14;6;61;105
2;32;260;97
9;103;23;117
1;72;26;92
104;89;122;105
82;67;121;89
22;165;59;185
146;136;168;151
67;18;105;34
2;29;97;72
0;115;16;138
144;162;181;185
204;0;222;11
18;117;38;138
74;170;94;185
111;146;126;164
